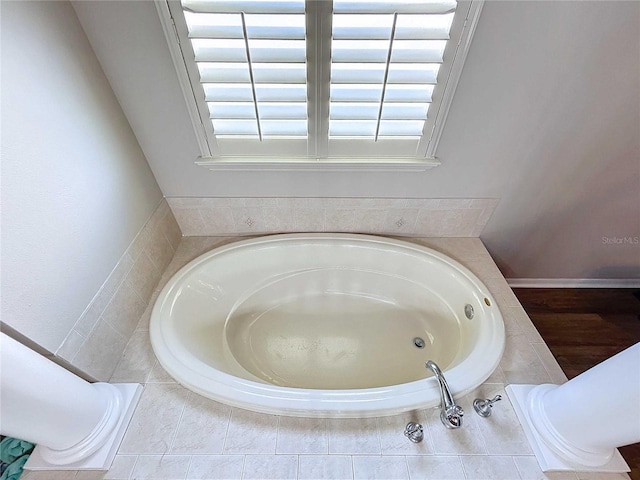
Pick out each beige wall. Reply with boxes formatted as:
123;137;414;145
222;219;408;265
1;1;164;352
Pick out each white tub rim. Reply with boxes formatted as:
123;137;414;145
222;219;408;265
150;233;506;418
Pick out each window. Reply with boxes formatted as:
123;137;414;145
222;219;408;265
157;0;483;169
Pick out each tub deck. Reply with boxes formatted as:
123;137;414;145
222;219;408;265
23;237;631;480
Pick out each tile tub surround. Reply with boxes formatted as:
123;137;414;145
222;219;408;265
23;237;631;480
167;198;499;237
55;199;182;381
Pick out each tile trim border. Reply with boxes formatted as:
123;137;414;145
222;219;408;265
167;197;499;238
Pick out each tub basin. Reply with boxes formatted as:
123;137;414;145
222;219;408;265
150;233;505;417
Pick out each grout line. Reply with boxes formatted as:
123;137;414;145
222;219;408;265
128;454;140;480
184;455;194;480
222;408;234;454
168;391;190;453
240;454;247;480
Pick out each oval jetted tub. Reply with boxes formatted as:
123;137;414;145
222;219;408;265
150;233;505;418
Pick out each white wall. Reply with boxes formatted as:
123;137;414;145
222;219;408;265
1;1;163;353
71;1;640;280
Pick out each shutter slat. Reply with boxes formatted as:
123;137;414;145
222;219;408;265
382;103;430;120
258;102;307;119
261;120;307;135
332;13;454;40
185;12;305;39
203;84;307;102
208;102;256;118
331;63;439;84
198;63;306;83
330;120;378;137
330;102;430;120
333;0;456;15
209;102;307;119
330;102;379;120
212;119;258;135
204;83;254;101
378;120;425;136
193;39;306;62
183;0;304;14
332;40;446;64
330;84;433;103
331;63;385;84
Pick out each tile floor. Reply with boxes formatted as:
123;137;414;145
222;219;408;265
22;237;632;480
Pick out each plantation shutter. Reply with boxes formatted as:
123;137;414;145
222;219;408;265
164;0;477;163
179;0;309;156
328;0;456;157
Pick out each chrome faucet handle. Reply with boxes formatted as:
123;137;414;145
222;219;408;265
404;422;424;443
442;404;464;429
473;394;502;417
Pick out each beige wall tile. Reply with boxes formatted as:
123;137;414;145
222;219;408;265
298;455;353;480
426;396;487;455
110;330;156;383
470;385;533;455
171;393;232;454
223;409;278;454
174;207;206;235
119;383;190;454
532;343;569;384
231;207;266;234
276;417;328;454
186;455;244;480
293;208;325;231
73;318;127;381
127;252;161;305
352;456;409;480
500;332;552;384
200;206;235;233
56;329;85;362
382;208;419;235
378;411;432;455
461;455;521;480
130;455;190;480
513;456;579;480
101;278;147;338
102;455;138;480
328;417;381;455
242;455;297;480
169;198;499;237
406;456;465;480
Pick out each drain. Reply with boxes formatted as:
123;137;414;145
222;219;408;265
413;337;425;348
464;304;475;320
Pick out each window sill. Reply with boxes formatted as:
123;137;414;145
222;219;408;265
194;157;441;172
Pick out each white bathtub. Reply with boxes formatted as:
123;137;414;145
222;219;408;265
150;234;505;417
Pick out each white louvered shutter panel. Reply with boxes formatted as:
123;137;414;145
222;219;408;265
328;0;457;157
180;0;308;155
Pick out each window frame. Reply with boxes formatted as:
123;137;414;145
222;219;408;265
155;0;484;171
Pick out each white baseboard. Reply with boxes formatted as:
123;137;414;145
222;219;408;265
507;278;640;288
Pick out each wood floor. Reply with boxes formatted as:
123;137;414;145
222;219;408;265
513;288;640;480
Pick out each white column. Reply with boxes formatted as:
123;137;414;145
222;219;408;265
0;333;141;468
507;342;640;472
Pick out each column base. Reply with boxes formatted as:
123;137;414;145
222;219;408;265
24;383;142;471
506;384;630;473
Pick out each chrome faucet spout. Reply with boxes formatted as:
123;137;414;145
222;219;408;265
426;360;463;429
